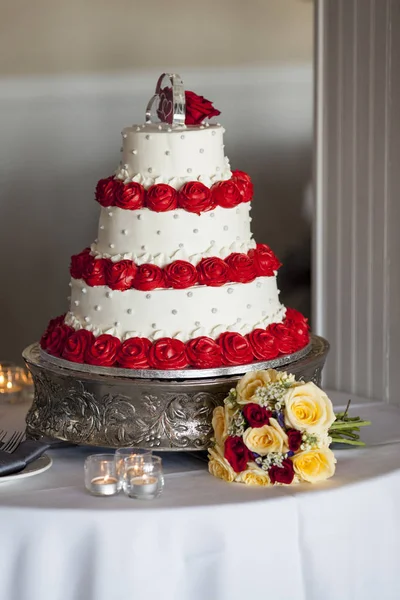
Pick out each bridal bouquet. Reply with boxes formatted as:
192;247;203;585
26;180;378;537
208;369;370;486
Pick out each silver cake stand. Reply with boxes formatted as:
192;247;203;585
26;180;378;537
23;335;329;451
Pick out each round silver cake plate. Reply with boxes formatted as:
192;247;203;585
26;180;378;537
39;341;312;380
23;336;329;452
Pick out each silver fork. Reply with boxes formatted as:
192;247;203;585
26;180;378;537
1;431;25;453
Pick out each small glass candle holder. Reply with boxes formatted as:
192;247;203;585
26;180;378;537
114;447;152;479
0;362;26;403
122;455;164;500
84;454;119;496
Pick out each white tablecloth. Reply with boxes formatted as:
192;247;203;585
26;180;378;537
0;398;400;600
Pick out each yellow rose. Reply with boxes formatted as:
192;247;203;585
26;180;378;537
284;382;336;434
292;447;336;483
208;447;236;483
236;370;281;404
243;418;288;455
212;406;227;447
236;463;271;486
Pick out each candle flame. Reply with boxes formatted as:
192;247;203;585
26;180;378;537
0;375;4;385
6;381;12;389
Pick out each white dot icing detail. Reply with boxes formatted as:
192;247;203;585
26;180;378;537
148;168;153;173
127;308;132;314
212;131;216;136
210;213;215;218
131;149;137;155
216;167;220;172
193;229;199;234
68;282;72;287
195;321;200;327
172;309;178;315
137;214;142;220
180;135;185;139
146;294;151;299
123;164;129;170
108;212;113;218
136;127;141;132
173;214;179;220
179;243;184;248
157;230;161;235
106;291;113;298
94;305;101;311
81;288;87;294
187;168;192;173
205;123;210;128
100;225;105;230
122;229;128;235
211;308;217;314
256;281;262;288
223;226;228;231
187;292;193;297
152;323;157;329
227;288;234;294
199;148;204;153
74;300;79;306
165;150;170;156
109;243;115;249
84;316;90;323
145;135;151;140
247;304;252;309
158;125;162;130
141;245;147;251
114;322;120;327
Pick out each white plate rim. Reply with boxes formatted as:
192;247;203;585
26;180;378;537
0;454;52;483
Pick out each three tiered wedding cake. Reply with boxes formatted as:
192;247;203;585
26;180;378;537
40;74;310;370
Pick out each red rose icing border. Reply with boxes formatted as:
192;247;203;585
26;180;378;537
70;245;281;291
95;170;253;213
40;308;310;371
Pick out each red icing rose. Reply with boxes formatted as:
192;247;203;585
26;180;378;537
242;403;272;428
134;264;165;291
267;323;297;355
211;180;241;209
70;248;91;279
95;176;120;207
284;309;310;350
247;329;279;361
163;260;198;289
115;182;145;210
85;334;121;367
186;336;222;369
285;307;308;324
148;338;188;369
225;253;256;283
196;257;229;287
269;458;295;485
44;325;74;357
106;260;137;291
62;329;95;363
178;182;215;214
232;170;254;202
83;257;108;286
287;429;303;453
157;88;221;125
146;184;178;212
224;436;250;473
117;337;152;369
218;332;254;366
249;244;281;277
46;314;66;332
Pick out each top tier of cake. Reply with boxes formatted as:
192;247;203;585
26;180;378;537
115;122;231;188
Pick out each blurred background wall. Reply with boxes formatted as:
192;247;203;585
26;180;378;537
0;0;313;362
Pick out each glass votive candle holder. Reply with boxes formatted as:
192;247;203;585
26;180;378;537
84;454;119;496
122;455;164;500
0;362;26;403
114;447;152;479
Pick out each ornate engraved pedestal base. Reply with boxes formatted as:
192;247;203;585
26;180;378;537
23;336;329;451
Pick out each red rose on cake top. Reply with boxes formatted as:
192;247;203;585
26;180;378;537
157;88;221;125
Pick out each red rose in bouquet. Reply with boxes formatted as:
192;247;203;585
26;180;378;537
106;260;137;291
163;260;198;289
232;170;253;202
134;264;165;291
248;244;281;277
196;257;229;287
43;325;74;357
85;334;120;367
178;182;215;214
211;180;241;209
70;248;92;279
146;184;178;212
224;436;250;473
117;337;152;369
287;429;303;453
83;257;108;286
95;176;120;207
218;332;254;366
115;182;145;210
247;329;279;361
242;403;272;428
62;329;95;363
157;88;221;125
269;458;295;485
186;336;222;369
148;338;188;369
225;253;256;283
267;323;297;355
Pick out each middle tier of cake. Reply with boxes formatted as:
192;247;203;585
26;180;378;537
65;276;285;342
91;203;253;265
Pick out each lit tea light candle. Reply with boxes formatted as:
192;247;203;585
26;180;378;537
129;475;158;497
0;363;24;402
90;475;119;496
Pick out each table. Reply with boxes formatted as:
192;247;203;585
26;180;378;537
0;397;399;600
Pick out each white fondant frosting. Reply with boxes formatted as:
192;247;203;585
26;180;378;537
66;276;286;343
92;204;254;266
115;123;231;187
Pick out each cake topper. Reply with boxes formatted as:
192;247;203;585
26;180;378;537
145;72;221;127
